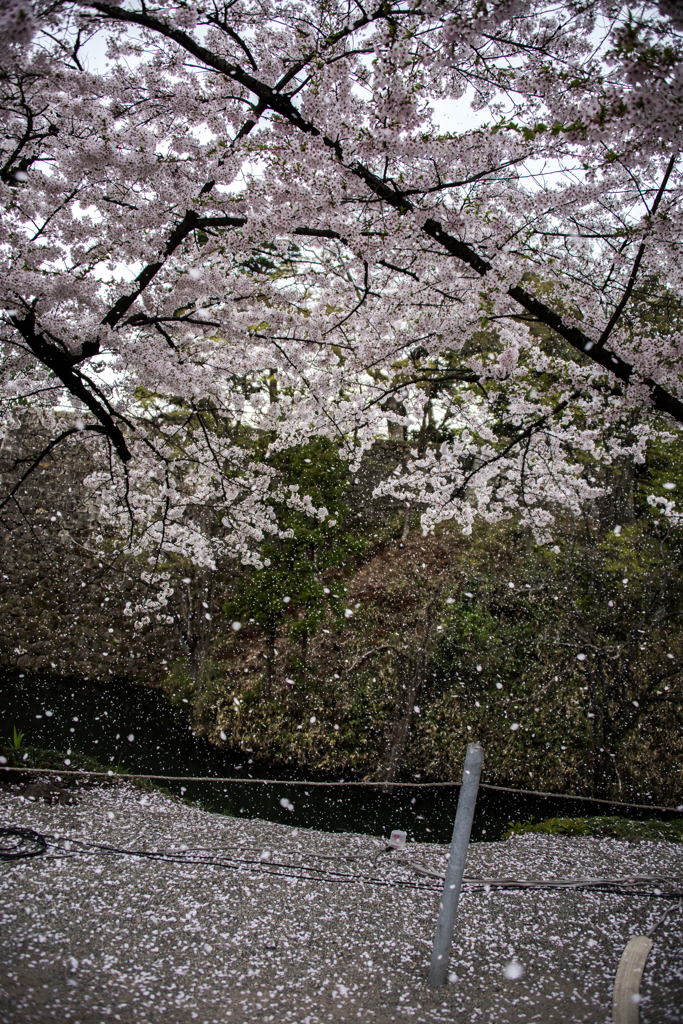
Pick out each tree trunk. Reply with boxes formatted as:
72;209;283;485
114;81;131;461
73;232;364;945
384;395;407;440
264;617;277;697
416;397;434;457
401;504;411;542
268;368;278;404
376;588;439;787
173;569;213;719
377;648;425;787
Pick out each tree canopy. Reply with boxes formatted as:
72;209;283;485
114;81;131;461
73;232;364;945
2;0;683;561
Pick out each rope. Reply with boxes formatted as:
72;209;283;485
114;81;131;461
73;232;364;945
1;764;682;813
0;765;460;787
479;782;683;814
646;897;683;937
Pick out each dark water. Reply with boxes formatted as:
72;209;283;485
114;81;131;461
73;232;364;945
1;670;679;843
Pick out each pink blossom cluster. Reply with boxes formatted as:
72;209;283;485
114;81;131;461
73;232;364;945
1;0;682;565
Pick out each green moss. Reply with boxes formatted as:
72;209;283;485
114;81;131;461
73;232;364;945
503;815;683;842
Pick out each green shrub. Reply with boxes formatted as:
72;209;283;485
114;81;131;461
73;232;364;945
503;815;683;842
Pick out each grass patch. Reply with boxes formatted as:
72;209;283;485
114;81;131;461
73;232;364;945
504;815;683;843
2;743;123;775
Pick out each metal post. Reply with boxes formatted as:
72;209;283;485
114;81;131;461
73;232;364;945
427;741;484;988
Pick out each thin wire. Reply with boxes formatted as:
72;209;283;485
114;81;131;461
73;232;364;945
479;783;683;814
2;765;682;813
0;770;458;790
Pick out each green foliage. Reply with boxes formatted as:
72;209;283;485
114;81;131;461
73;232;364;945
10;726;24;749
162;657;225;709
224;437;367;669
211;484;683;801
0;743;122;776
203;423;683;803
637;421;683;514
163;657;195;705
503;815;683;843
415;502;683;801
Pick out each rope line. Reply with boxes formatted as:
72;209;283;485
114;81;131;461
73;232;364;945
479;782;683;814
0;765;460;787
1;765;682;813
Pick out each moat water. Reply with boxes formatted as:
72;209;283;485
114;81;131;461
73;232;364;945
1;670;677;843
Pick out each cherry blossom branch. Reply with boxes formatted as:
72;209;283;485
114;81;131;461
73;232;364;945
0;423;108;513
451;389;583;501
100;212;247;336
596;153;677;350
81;1;683;425
363;371;481;411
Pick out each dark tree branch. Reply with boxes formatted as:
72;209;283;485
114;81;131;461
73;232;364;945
596;153;677;350
82;1;683;424
363;371;480;411
100;213;246;336
344;644;401;676
0;424;108;512
8;312;133;462
378;258;419;281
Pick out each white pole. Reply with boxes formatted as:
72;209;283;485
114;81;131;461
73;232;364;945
427;741;484;988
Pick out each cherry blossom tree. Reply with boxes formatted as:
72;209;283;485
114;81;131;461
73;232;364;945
2;0;683;561
80;398;332;697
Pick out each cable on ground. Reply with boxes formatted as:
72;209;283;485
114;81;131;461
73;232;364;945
4;825;683;898
0;826;47;861
646;897;683;937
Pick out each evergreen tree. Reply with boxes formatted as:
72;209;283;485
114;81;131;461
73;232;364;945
225;438;366;694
